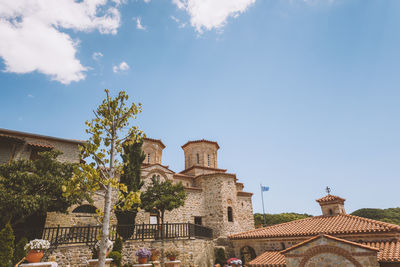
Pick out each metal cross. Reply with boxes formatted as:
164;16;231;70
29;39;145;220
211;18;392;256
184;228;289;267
326;186;331;194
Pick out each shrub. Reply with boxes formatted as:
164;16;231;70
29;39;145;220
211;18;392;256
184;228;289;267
165;248;179;258
13;237;28;264
109;251;122;267
0;223;15;267
215;248;227;266
113;237;123;253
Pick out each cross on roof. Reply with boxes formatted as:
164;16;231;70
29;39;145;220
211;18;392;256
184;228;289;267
326;186;331;194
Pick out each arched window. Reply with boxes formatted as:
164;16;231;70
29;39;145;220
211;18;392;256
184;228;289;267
196;153;200;164
240;246;256;265
72;205;97;214
227;207;233;222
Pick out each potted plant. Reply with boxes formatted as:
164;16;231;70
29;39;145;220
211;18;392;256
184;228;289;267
135;248;151;264
150;248;160;261
165;248;179;261
95;239;114;257
24;239;51;263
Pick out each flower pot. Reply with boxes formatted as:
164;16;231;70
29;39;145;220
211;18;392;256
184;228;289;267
26;250;44;263
168;256;177;261
138;257;148;264
150;255;159;261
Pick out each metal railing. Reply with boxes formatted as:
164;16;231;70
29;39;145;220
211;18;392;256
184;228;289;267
20;223;213;247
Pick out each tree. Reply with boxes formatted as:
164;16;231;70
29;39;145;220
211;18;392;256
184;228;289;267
141;176;187;224
351;208;400;225
0;223;14;267
253;212;312;228
115;140;145;239
63;89;143;267
0;150;78;228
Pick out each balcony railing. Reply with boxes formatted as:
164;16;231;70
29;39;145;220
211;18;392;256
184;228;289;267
19;223;213;247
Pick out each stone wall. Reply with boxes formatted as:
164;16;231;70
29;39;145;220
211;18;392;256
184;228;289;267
44;244;93;267
44;239;214;267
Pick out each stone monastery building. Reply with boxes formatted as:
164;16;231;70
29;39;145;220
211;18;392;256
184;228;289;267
0;128;255;238
229;195;400;267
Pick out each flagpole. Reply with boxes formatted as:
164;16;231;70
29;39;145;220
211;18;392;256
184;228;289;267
260;184;266;226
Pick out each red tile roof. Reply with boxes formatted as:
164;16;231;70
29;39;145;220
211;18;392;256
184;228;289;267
181;139;220;149
27;142;54;149
248;251;285;267
0;128;85;144
180;165;227;174
364;241;400;262
229;214;400;239
316;194;346;204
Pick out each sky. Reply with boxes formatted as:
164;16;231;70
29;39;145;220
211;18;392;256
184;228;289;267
1;0;400;216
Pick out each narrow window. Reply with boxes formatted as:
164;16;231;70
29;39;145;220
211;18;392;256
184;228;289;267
194;216;202;225
329;209;333;215
147;153;151;163
227;207;233;222
196;153;200;164
207;154;210;166
281;242;286;250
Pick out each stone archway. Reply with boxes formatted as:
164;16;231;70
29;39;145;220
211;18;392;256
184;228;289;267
240;246;256;265
299;245;362;267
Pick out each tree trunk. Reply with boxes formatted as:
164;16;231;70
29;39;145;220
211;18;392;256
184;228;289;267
98;137;116;267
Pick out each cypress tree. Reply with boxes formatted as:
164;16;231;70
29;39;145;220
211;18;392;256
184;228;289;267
0;223;15;267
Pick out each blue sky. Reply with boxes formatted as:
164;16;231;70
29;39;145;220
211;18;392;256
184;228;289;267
1;0;399;215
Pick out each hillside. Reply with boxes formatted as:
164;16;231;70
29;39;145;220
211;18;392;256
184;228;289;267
351;207;400;225
254;212;312;228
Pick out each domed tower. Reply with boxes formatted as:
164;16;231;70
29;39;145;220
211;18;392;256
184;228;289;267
316;194;346;216
181;139;219;169
142;138;165;165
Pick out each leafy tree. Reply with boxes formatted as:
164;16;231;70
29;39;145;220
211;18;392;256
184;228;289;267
254;213;312;228
141;176;187;224
115;141;145;238
13;237;28;264
351;208;400;225
0;223;14;267
63;89;143;267
0;150;78;228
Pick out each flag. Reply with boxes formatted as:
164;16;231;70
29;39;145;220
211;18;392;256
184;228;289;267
261;185;270;192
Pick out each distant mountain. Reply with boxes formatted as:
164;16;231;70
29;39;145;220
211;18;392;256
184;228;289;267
254;213;312;228
351;207;400;225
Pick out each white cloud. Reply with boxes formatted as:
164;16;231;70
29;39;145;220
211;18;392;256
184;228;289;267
92;52;104;61
144;0;151;3
27;94;34;98
172;0;256;33
113;61;130;73
0;0;122;84
136;17;146;30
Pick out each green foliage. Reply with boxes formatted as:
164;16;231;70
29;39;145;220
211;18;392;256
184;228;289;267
0;223;14;267
13;237;28;264
254;213;312;227
141;176;187;224
113;237;123;253
215;248;227;265
0;150;78;227
351;208;400;225
62;90;144;264
109;251;122;266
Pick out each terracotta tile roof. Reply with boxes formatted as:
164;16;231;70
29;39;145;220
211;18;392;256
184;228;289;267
281;234;379;254
181;139;220;149
364;241;400;262
316;194;346;204
0;128;85;144
143;137;165;148
180;165;227;174
248;251;285;267
229;214;400;239
27;142;54;149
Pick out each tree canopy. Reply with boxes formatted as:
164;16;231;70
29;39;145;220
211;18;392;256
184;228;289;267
141;176;187;224
254;212;312;228
351;208;400;225
0;150;78;228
